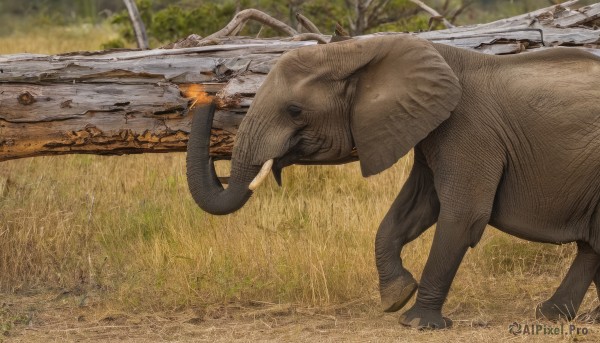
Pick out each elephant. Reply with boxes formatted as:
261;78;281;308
186;34;600;329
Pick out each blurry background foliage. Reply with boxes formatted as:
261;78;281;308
0;0;596;49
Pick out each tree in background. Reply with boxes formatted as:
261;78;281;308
108;0;434;47
110;0;238;45
111;0;585;47
2;0;598;48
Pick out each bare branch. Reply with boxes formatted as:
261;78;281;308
442;0;450;13
203;9;298;42
354;0;371;34
229;21;246;37
335;22;350;37
296;13;322;34
123;0;149;49
409;0;455;28
289;33;328;44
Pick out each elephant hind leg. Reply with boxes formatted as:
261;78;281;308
577;242;600;323
377;149;440;312
556;208;600;323
536;241;600;322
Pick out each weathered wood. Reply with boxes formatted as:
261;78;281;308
552;3;600;27
0;2;599;162
0;42;307;161
417;2;600;50
417;1;600;50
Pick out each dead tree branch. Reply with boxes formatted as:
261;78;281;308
296;13;322;34
123;0;149;50
410;0;455;28
203;9;298;42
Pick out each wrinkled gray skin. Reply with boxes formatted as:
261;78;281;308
186;35;600;329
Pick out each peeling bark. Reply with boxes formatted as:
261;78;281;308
0;42;311;162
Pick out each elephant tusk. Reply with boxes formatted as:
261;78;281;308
249;159;273;191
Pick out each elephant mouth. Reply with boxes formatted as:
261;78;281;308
272;154;297;186
268;136;312;186
271;144;358;186
263;131;358;186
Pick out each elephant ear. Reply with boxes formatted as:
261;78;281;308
315;35;462;177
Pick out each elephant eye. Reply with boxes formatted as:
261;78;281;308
287;104;302;118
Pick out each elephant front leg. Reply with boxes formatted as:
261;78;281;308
396;122;505;329
399;215;488;329
376;156;439;313
536;241;600;322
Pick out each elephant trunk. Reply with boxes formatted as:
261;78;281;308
186;103;271;215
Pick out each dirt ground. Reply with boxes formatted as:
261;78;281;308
2;291;599;343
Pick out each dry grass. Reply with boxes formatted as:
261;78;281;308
0;22;121;55
0;153;408;308
0;20;598;341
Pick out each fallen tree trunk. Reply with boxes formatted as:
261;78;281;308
1;1;599;162
0;42;312;161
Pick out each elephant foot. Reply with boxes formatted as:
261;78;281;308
399;305;452;330
380;271;418;313
535;300;576;322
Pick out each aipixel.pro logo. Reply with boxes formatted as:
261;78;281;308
508;322;590;336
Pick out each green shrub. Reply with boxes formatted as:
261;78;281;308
101;38;126;50
109;0;237;47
